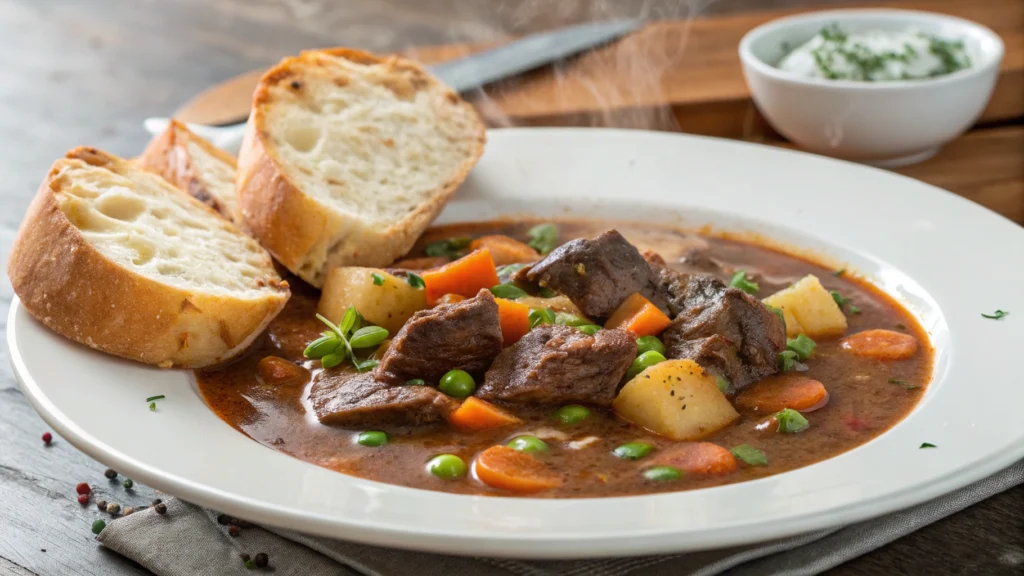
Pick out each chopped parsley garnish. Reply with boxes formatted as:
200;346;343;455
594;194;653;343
831;290;861;314
895;322;907;330
715;375;731;393
145;395;165;402
731;444;768;466
920;442;937;449
371;272;385;286
774;408;810;434
527;223;559;255
786;334;816;361
888;378;921;390
406;273;425;289
729;270;759;295
981;310;1009;320
425;237;471;260
778;350;799;372
832;268;845;277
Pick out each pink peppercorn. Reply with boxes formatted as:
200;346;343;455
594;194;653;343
77;494;89;506
76;483;91;496
42;432;52;445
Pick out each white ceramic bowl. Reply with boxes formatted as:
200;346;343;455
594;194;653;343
739;9;1004;167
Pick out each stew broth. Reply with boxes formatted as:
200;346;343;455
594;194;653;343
197;221;932;497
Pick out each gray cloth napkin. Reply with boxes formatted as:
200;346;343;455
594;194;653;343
98;460;1023;576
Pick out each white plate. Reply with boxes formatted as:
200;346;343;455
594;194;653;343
9;128;1024;559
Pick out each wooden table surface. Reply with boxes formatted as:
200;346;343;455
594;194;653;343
0;1;1020;575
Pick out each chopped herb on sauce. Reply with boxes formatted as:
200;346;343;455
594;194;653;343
775;408;810;433
786;334;817;361
425;237;471;260
729;270;760;295
527;223;559;255
731;444;768;466
832;268;846;277
888;378;921;390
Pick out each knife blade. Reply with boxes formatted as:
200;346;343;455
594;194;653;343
143;18;642;152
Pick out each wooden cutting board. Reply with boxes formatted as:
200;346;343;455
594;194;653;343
177;0;1022;138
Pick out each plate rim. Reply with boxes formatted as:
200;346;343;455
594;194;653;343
9;127;1024;558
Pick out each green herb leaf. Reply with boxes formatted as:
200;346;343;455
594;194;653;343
832;268;845;277
775;408;810;433
145;395;165;403
831;290;860;314
349;326;389;349
490;283;529;300
729;270;759;295
338;308;358;336
528;307;556;329
731;444;768;466
716;375;731;393
149;402;156;411
371;272;385;286
320;350;347;369
920;442;937;449
895;322;907;330
425;237;471;260
406;273;425;289
981;310;1009;320
303;333;341;359
786;334;816;361
406;378;426;386
527;223;558;255
778;350;799;372
765;304;786;333
355;359;379;373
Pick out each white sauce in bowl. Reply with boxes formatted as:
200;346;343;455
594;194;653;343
778;24;971;81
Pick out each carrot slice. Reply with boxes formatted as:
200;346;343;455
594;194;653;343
652;442;738;475
840;329;919;360
256;356;309;386
469;235;539;266
735;374;829;414
449;397;522;431
496;298;531;345
434;293;467;306
422;249;500;305
473;445;563;493
605;293;672;337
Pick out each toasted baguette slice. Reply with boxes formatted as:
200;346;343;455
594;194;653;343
8;147;290;368
137;119;240;221
237;48;486;287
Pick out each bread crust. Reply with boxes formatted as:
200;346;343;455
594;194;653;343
8;147;289;368
236;48;486;288
137;119;239;221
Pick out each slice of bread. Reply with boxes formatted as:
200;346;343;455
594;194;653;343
236;48;486;287
137;119;240;222
8;147;290;368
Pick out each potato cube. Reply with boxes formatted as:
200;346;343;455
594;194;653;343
612;359;739;441
763;274;847;338
319;268;426;335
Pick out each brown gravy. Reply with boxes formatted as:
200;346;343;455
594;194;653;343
197;221;932;497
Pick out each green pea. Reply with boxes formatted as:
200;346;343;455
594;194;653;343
554;404;590;425
350;325;389;349
439;370;476;399
643;466;682;482
635;335;665;356
303;333;341;359
627;350;667;380
91;519;106;534
507;435;549;453
613;442;653;460
426;454;467;479
577;324;602;335
320;349;347;369
406;378;426;386
356;431;388;447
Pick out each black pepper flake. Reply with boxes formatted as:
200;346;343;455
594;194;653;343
290;80;302;89
254;552;269;568
228;525;241;537
155;503;167;515
104;469;118;480
681;404;687;410
669;390;675;396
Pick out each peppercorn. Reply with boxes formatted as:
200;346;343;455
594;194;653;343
123;507;134;516
228;525;241;537
105;502;120;514
76;482;91;496
254;552;268;568
104;469;117;480
91;519;105;534
96;500;107;511
77;494;89;505
240;553;250;562
154;503;167;515
217;513;231;525
42;432;52;445
122;478;134;489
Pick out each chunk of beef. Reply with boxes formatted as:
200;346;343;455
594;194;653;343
375;289;503;385
661;277;786;390
643;251;692;318
517;230;667;319
478;325;637;406
310;371;457;427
